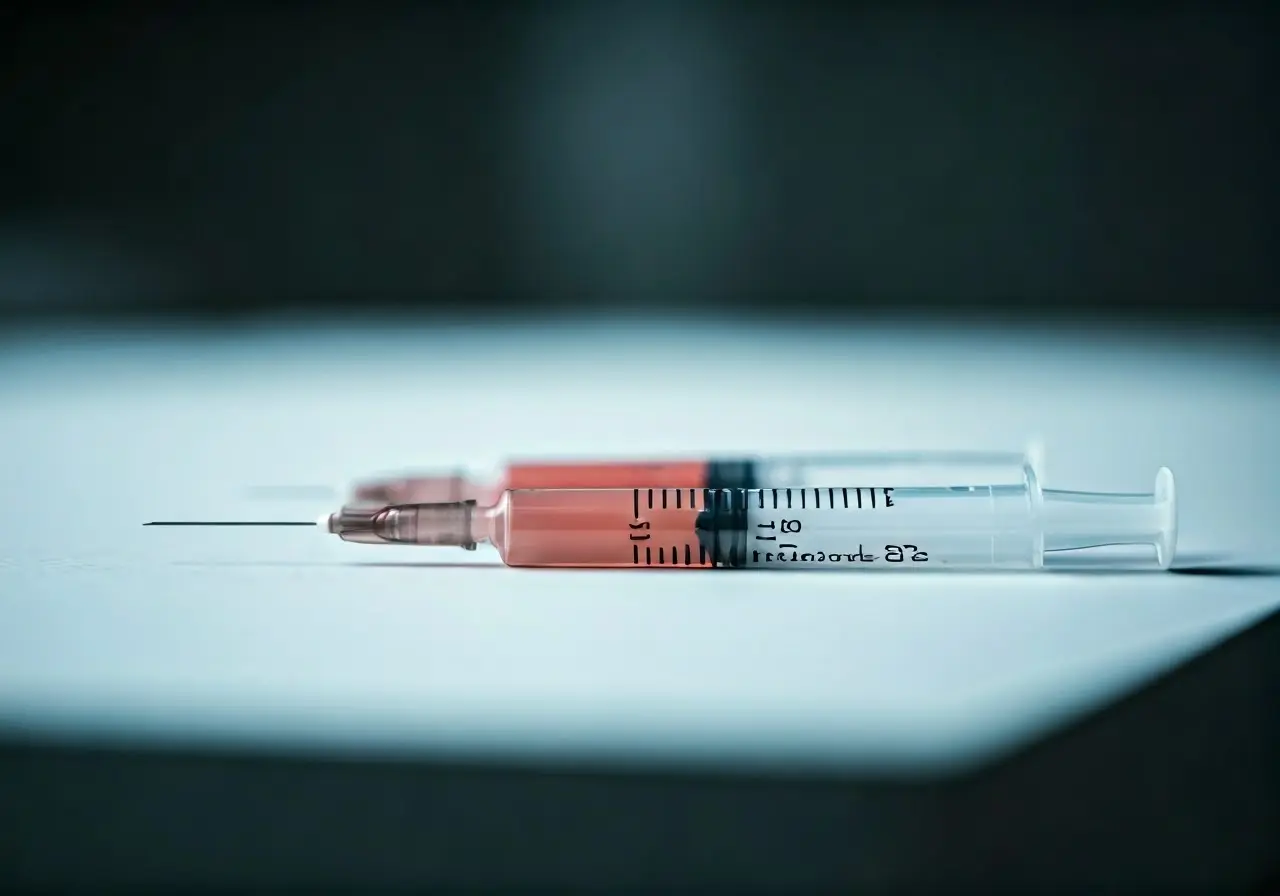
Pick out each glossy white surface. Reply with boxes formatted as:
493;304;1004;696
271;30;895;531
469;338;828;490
1;320;1277;775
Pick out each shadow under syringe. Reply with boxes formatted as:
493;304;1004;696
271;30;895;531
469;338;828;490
168;553;1280;576
1047;552;1280;577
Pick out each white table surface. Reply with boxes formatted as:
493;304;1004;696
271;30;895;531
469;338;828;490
1;319;1277;776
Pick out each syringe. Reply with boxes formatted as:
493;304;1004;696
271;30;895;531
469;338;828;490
350;444;1047;506
155;460;1176;571
318;466;1176;570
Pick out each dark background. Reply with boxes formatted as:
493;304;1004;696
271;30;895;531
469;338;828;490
0;1;1273;327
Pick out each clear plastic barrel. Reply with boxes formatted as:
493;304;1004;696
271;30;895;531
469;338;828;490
732;462;1174;571
734;460;1173;570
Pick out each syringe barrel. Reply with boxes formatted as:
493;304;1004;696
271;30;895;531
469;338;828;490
497;481;1042;570
493;455;1038;568
493;464;1175;570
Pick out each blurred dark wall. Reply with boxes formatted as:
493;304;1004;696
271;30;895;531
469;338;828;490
0;2;1273;323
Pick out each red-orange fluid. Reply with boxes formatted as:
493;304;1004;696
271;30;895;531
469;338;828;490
357;461;714;506
499;486;714;568
484;460;709;504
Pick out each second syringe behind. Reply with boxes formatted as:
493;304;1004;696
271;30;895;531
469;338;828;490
348;444;1047;507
